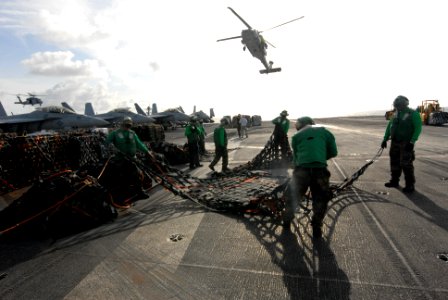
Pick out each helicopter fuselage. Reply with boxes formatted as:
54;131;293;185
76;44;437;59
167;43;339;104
241;30;266;57
15;95;43;106
217;7;301;74
241;29;270;69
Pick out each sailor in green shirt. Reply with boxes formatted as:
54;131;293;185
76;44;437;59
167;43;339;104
106;117;152;200
185;116;202;169
381;95;422;193
271;110;291;159
209;118;230;172
283;116;338;239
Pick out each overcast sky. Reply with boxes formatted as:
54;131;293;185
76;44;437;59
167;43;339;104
1;0;448;120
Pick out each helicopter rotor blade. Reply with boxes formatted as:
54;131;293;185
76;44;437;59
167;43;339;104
227;7;252;29
217;35;242;42
260;16;304;33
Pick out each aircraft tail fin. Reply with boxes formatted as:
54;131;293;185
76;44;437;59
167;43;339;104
210;108;215;118
193;105;196;114
134;103;147;115
85;102;95;116
61;102;75;112
152;103;158;114
0;101;7;117
178;106;185;114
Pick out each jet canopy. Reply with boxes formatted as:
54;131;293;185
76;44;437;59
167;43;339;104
110;108;131;113
36;106;76;114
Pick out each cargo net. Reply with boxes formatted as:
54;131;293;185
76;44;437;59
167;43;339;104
0;131;382;213
128;133;296;214
136;136;382;214
137;155;291;215
0;131;383;238
0;132;109;193
233;135;293;172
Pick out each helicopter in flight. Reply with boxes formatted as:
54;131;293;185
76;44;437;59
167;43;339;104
217;7;304;74
15;93;44;106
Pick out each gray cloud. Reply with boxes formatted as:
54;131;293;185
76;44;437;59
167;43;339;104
44;79;113;113
22;51;102;76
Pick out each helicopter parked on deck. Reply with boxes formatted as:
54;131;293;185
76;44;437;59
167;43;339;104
217;7;303;74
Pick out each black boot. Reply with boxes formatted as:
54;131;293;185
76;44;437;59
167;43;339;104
403;170;415;193
402;185;414;193
384;180;399;188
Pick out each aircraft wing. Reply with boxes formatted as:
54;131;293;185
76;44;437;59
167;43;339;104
150;113;176;122
0;115;59;124
94;114;119;123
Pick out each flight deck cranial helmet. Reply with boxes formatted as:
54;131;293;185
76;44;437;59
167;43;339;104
295;116;315;130
280;110;289;117
122;116;133;127
190;116;198;123
393;95;409;111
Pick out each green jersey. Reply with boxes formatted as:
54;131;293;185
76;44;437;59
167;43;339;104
106;128;148;157
185;124;201;143
213;126;227;148
272;116;290;135
291;125;338;168
383;108;422;143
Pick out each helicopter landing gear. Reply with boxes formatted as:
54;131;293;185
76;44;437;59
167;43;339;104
243;46;246;51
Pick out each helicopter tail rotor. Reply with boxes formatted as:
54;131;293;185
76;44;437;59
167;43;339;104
260;61;281;74
260;67;281;74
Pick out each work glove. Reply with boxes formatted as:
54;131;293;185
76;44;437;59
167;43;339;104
381;141;387;149
405;142;414;151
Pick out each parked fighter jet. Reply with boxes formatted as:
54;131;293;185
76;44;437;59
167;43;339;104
191;105;215;123
84;103;156;126
135;103;191;129
0;105;109;134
